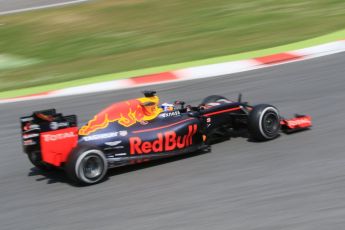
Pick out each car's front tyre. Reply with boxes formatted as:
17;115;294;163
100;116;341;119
248;104;281;141
65;145;108;185
201;95;229;105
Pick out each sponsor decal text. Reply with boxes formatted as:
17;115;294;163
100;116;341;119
130;124;198;155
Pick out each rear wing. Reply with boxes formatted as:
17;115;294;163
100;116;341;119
20;109;78;166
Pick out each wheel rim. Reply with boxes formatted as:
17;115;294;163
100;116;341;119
80;154;104;180
262;112;279;137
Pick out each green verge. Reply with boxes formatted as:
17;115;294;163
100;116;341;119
1;28;345;99
1;0;345;99
0;54;40;70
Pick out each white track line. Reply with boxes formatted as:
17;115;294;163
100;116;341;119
0;0;89;16
1;40;345;104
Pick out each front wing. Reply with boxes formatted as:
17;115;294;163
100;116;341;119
280;115;312;133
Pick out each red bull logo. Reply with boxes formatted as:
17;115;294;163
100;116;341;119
129;124;198;155
79;97;163;136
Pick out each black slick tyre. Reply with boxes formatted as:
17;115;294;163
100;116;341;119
28;151;53;171
65;145;108;185
202;95;228;105
248;104;281;141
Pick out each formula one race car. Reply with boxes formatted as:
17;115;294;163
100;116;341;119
20;91;312;185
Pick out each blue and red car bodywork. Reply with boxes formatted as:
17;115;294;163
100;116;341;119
20;91;312;184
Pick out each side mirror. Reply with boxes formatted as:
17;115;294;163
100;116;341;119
174;100;185;109
238;93;242;103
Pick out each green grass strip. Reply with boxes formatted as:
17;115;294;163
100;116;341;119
1;28;345;99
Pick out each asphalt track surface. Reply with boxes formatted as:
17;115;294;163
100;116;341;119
1;52;345;230
0;0;88;15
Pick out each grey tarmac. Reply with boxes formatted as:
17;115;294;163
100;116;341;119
0;0;88;15
1;52;345;230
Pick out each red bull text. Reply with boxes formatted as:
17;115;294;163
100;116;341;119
129;124;198;155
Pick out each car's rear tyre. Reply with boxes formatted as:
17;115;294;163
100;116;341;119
201;95;229;105
248;104;281;141
28;151;53;171
65;145;108;185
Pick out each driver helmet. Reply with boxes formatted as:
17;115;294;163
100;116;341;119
161;103;175;111
138;94;163;119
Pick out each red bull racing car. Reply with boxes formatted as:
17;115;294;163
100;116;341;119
20;91;312;185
